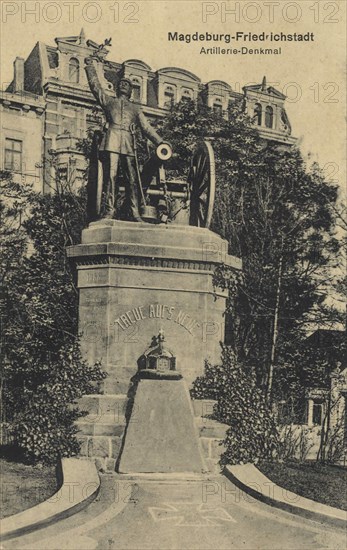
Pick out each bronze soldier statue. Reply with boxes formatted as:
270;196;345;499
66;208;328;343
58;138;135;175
85;58;163;221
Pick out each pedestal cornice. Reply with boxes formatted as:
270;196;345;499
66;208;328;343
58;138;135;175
67;220;242;272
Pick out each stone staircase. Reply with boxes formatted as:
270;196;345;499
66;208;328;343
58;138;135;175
76;395;228;474
76;394;128;472
192;399;228;474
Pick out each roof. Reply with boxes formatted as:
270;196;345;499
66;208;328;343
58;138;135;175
157;67;200;83
243;76;286;100
124;59;152;71
206;80;232;91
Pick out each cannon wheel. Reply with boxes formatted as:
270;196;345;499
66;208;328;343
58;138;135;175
188;141;215;228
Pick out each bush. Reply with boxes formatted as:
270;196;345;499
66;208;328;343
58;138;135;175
6;341;106;464
0;176;106;464
192;347;280;464
277;424;315;462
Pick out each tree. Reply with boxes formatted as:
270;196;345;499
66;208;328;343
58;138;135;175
0;172;105;463
158;100;340;397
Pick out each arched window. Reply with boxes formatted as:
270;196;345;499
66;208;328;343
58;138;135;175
131;78;142;102
265;105;274;128
69;58;79;84
213;98;223;115
164;85;175;108
181;89;192;102
254;103;262;126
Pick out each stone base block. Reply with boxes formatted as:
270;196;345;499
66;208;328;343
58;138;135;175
205;458;224;474
67;220;241;390
192;399;217;418
193;399;228;472
76;435;122;472
196;418;229;438
118;378;207;474
78;394;128;420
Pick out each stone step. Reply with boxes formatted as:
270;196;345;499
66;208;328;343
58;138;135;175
76;396;227;473
79;408;127;424
76;415;126;436
204;458;224;474
77;434;122;462
200;437;227;460
78;394;128;419
192;399;217;418
195;418;228;439
78;412;126;424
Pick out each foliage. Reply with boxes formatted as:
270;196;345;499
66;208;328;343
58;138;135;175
8;342;104;464
159;100;341;395
319;416;345;464
212;264;242;297
277;424;315;463
271;362;307;420
191;347;280;464
317;381;346;464
0;172;32;283
0;174;106;464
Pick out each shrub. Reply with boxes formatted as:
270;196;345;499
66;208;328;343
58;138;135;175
5;340;106;465
277;424;315;462
0;175;106;464
192;346;280;465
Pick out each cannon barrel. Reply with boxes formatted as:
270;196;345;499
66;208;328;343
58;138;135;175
141;142;172;188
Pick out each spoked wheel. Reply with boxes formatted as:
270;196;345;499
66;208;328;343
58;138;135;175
188;141;216;228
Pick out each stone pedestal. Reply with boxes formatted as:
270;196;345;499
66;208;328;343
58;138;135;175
68;220;241;391
118;378;207;474
67;220;241;470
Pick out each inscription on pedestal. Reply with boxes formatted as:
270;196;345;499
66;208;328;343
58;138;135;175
114;303;201;336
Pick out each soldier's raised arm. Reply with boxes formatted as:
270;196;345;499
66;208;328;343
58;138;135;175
85;58;111;110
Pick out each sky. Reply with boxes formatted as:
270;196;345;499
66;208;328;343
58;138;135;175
1;0;346;191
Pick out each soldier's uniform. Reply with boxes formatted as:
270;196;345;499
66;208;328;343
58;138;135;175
85;62;162;219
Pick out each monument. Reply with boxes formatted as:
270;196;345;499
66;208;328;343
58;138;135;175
67;41;241;473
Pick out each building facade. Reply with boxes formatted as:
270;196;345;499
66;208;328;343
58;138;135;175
1;29;296;191
0;85;45;192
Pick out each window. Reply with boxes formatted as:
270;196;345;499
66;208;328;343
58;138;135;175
164;85;175;108
213;99;223;116
181;89;192;102
131;78;142;102
265;105;274;128
4;138;22;171
312;402;323;425
62;107;77;135
68;58;80;84
254;103;262;126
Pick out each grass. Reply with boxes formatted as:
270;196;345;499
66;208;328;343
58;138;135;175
258;460;347;511
0;456;58;519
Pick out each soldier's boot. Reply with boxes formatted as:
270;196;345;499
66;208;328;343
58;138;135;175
100;192;116;219
128;174;143;222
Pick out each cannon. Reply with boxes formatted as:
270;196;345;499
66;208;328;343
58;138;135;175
87;132;216;227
